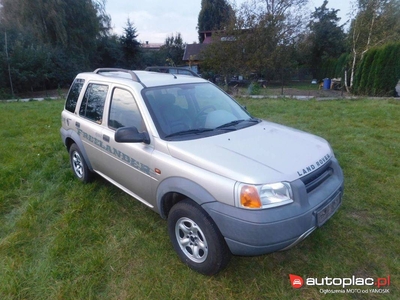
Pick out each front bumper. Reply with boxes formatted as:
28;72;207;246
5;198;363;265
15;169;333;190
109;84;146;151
202;158;344;256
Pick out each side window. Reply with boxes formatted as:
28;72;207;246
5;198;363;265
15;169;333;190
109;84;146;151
108;88;144;131
79;83;108;123
65;78;85;113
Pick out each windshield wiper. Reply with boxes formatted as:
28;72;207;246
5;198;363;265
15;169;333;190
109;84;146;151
165;128;214;138
216;120;244;129
216;118;259;129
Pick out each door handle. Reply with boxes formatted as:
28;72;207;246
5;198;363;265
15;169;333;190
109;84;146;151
103;135;110;142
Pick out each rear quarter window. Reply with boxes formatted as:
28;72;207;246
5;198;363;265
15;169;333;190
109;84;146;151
65;78;85;113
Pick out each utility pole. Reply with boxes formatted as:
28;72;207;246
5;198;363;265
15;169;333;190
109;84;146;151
5;31;15;98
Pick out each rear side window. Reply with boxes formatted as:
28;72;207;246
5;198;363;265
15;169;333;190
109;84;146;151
79;83;108;124
65;78;85;113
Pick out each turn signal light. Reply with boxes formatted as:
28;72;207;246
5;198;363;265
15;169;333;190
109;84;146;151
240;185;262;209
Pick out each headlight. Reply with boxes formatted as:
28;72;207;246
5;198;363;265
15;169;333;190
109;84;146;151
238;182;293;209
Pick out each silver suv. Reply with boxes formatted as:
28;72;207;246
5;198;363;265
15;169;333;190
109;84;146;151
60;68;344;275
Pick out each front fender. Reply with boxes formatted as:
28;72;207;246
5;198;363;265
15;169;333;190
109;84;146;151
156;177;217;219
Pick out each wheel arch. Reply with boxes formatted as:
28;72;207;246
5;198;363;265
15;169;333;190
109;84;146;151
61;128;94;172
156;177;217;219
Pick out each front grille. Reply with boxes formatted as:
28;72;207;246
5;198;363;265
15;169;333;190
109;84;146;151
300;161;333;193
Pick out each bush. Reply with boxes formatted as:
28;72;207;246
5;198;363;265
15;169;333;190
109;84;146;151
247;82;261;95
353;43;400;96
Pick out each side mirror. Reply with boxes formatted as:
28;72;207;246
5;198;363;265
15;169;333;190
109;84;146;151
115;127;150;144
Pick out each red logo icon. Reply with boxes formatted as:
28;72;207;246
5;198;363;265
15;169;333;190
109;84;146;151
289;274;304;289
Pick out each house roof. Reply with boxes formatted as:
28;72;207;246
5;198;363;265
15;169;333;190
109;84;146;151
141;42;163;50
183;43;209;61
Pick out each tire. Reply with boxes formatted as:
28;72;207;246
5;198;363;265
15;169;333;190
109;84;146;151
69;143;94;183
168;199;231;275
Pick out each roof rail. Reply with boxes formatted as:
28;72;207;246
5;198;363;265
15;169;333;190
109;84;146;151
93;68;141;83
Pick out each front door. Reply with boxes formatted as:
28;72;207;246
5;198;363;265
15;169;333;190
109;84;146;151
94;87;156;207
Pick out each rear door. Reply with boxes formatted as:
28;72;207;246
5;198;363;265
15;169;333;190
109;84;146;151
76;82;109;171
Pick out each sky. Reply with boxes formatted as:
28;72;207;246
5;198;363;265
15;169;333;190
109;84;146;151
105;0;353;44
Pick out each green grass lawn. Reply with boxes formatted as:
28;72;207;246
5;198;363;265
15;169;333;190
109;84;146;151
0;98;399;299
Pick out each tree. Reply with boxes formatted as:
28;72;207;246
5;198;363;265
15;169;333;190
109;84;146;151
197;0;234;42
159;33;186;66
308;0;346;78
202;0;309;80
0;0;113;93
0;0;109;50
120;19;142;69
94;34;124;68
353;42;400;96
348;0;400;88
201;32;245;86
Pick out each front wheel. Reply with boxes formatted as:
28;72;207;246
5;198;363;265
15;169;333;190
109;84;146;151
69;143;94;183
168;199;231;275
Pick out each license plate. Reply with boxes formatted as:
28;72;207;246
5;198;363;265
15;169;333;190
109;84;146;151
316;193;342;227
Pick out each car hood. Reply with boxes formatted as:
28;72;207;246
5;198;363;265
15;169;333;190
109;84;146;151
167;121;333;184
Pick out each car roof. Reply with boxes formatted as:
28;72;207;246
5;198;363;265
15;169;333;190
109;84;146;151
78;68;205;89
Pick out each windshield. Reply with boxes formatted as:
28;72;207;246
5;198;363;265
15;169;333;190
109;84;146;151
143;83;256;140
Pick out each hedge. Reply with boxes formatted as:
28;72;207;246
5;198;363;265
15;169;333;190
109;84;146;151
353;43;400;96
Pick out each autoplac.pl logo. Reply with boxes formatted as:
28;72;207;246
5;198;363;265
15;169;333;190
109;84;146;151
289;274;391;294
289;274;304;289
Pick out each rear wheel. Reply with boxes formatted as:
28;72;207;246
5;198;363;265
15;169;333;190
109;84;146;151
168;199;231;275
69;144;93;183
